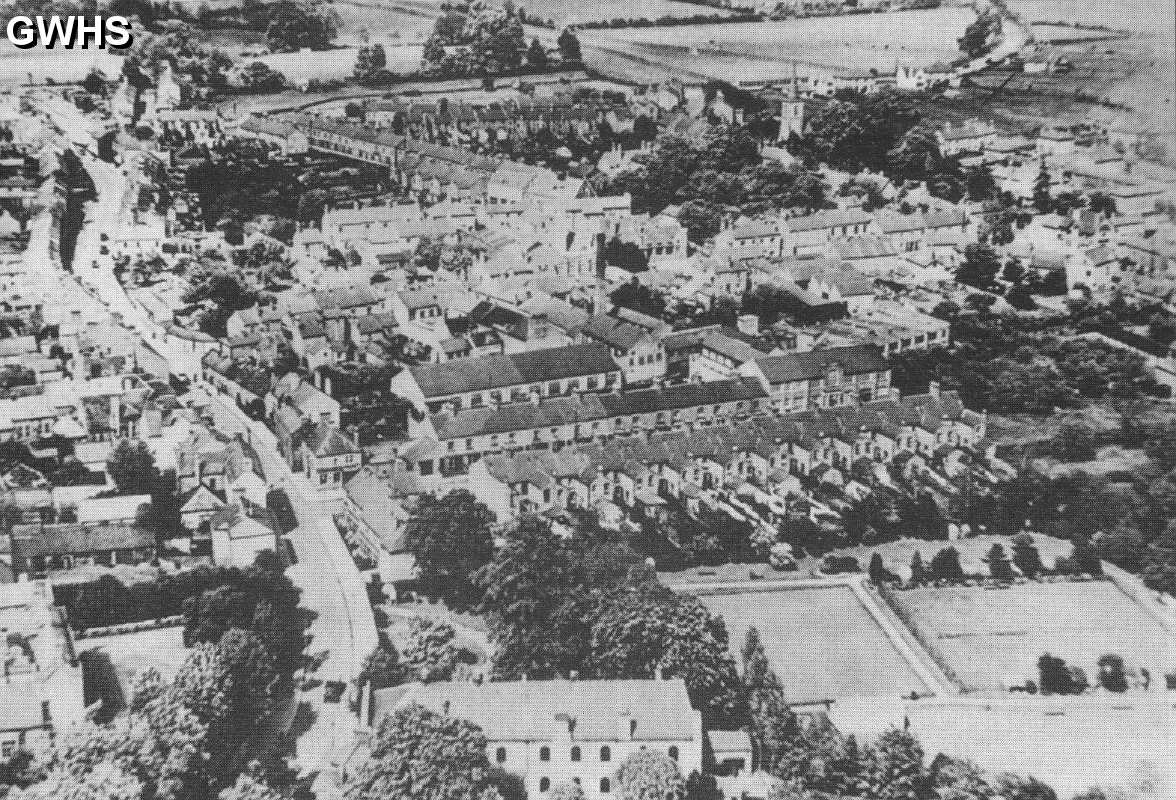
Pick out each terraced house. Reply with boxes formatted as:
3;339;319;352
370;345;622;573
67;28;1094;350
406;377;769;478
739;344;890;412
468;386;992;524
389;342;622;416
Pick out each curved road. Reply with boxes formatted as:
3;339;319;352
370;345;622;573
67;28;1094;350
33;92;378;795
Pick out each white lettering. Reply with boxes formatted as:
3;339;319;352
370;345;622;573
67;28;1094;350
6;16;35;49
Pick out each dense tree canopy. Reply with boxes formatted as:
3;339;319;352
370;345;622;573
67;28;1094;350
343;704;491;800
404;490;496;608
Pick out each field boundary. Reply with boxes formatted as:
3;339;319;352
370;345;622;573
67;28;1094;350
1103;564;1176;634
683;576;952;698
875;582;969;693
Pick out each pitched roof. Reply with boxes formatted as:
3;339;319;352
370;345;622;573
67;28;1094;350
12;523;154;559
785;209;874;233
375;679;698;742
431;394;611;440
599;377;767;416
408;343;618;399
753;345;888;385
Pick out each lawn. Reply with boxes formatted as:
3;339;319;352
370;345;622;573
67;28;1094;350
83;626;190;698
699;585;930;703
891;581;1174;692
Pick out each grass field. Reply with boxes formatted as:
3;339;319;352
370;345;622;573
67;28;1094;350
528;0;737;25
84;626;190;696
597;9;973;72
700;585;929;703
891;581;1174;692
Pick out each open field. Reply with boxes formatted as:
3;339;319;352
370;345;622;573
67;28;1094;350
699;584;931;703
832;694;1175;798
80;626;189;707
1008;0;1174;34
0;43;123;85
596;9;973;73
526;0;737;25
891;580;1174;691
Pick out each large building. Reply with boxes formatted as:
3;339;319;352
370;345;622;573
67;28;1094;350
0;582;86;758
390;343;622;416
739;344;890;412
362;679;703;800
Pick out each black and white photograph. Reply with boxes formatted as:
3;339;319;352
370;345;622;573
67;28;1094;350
0;0;1172;796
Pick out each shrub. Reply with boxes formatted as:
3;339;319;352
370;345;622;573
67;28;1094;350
820;555;861;575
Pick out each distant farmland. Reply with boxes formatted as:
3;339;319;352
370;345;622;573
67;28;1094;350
595;8;974;73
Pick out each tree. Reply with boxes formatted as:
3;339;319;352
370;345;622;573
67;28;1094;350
958;12;1000;58
1070;535;1103;577
677;199;724;243
214;628;279;724
81;68;107;96
9;765;144;800
957;243;1000;290
909;551;929;586
343;704;491;800
964;165;996;202
1011;534;1044;578
863;729;931;800
929;547;965;583
404;491;495;608
358;640;404;690
868;553;898;585
237;61;286;92
1032;165;1052;213
354;45;373;77
71;575;134;630
590;589;744;721
370;43;386;70
1051;420;1096;462
557;28;581;63
107;439;161;495
1037;653;1083;695
1096;653;1128;692
265;0;337;52
930;756;997;800
615;749;686;800
995;774;1058;800
1147;313;1176;346
1005;285;1037;311
1001;257;1025;285
550;783;586;800
526;38;547;69
741;628;795;774
401;618;464;682
985;543;1013;580
219;774;283;800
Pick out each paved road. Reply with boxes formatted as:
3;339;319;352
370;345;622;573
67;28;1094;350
34;94;378;796
199;389;378;785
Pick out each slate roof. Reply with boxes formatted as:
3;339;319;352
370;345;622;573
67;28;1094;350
753;345;888;385
408;343;618;399
376;679;698;742
12;523;154;558
785;209;874;233
599;377;767;416
432;393;611;440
